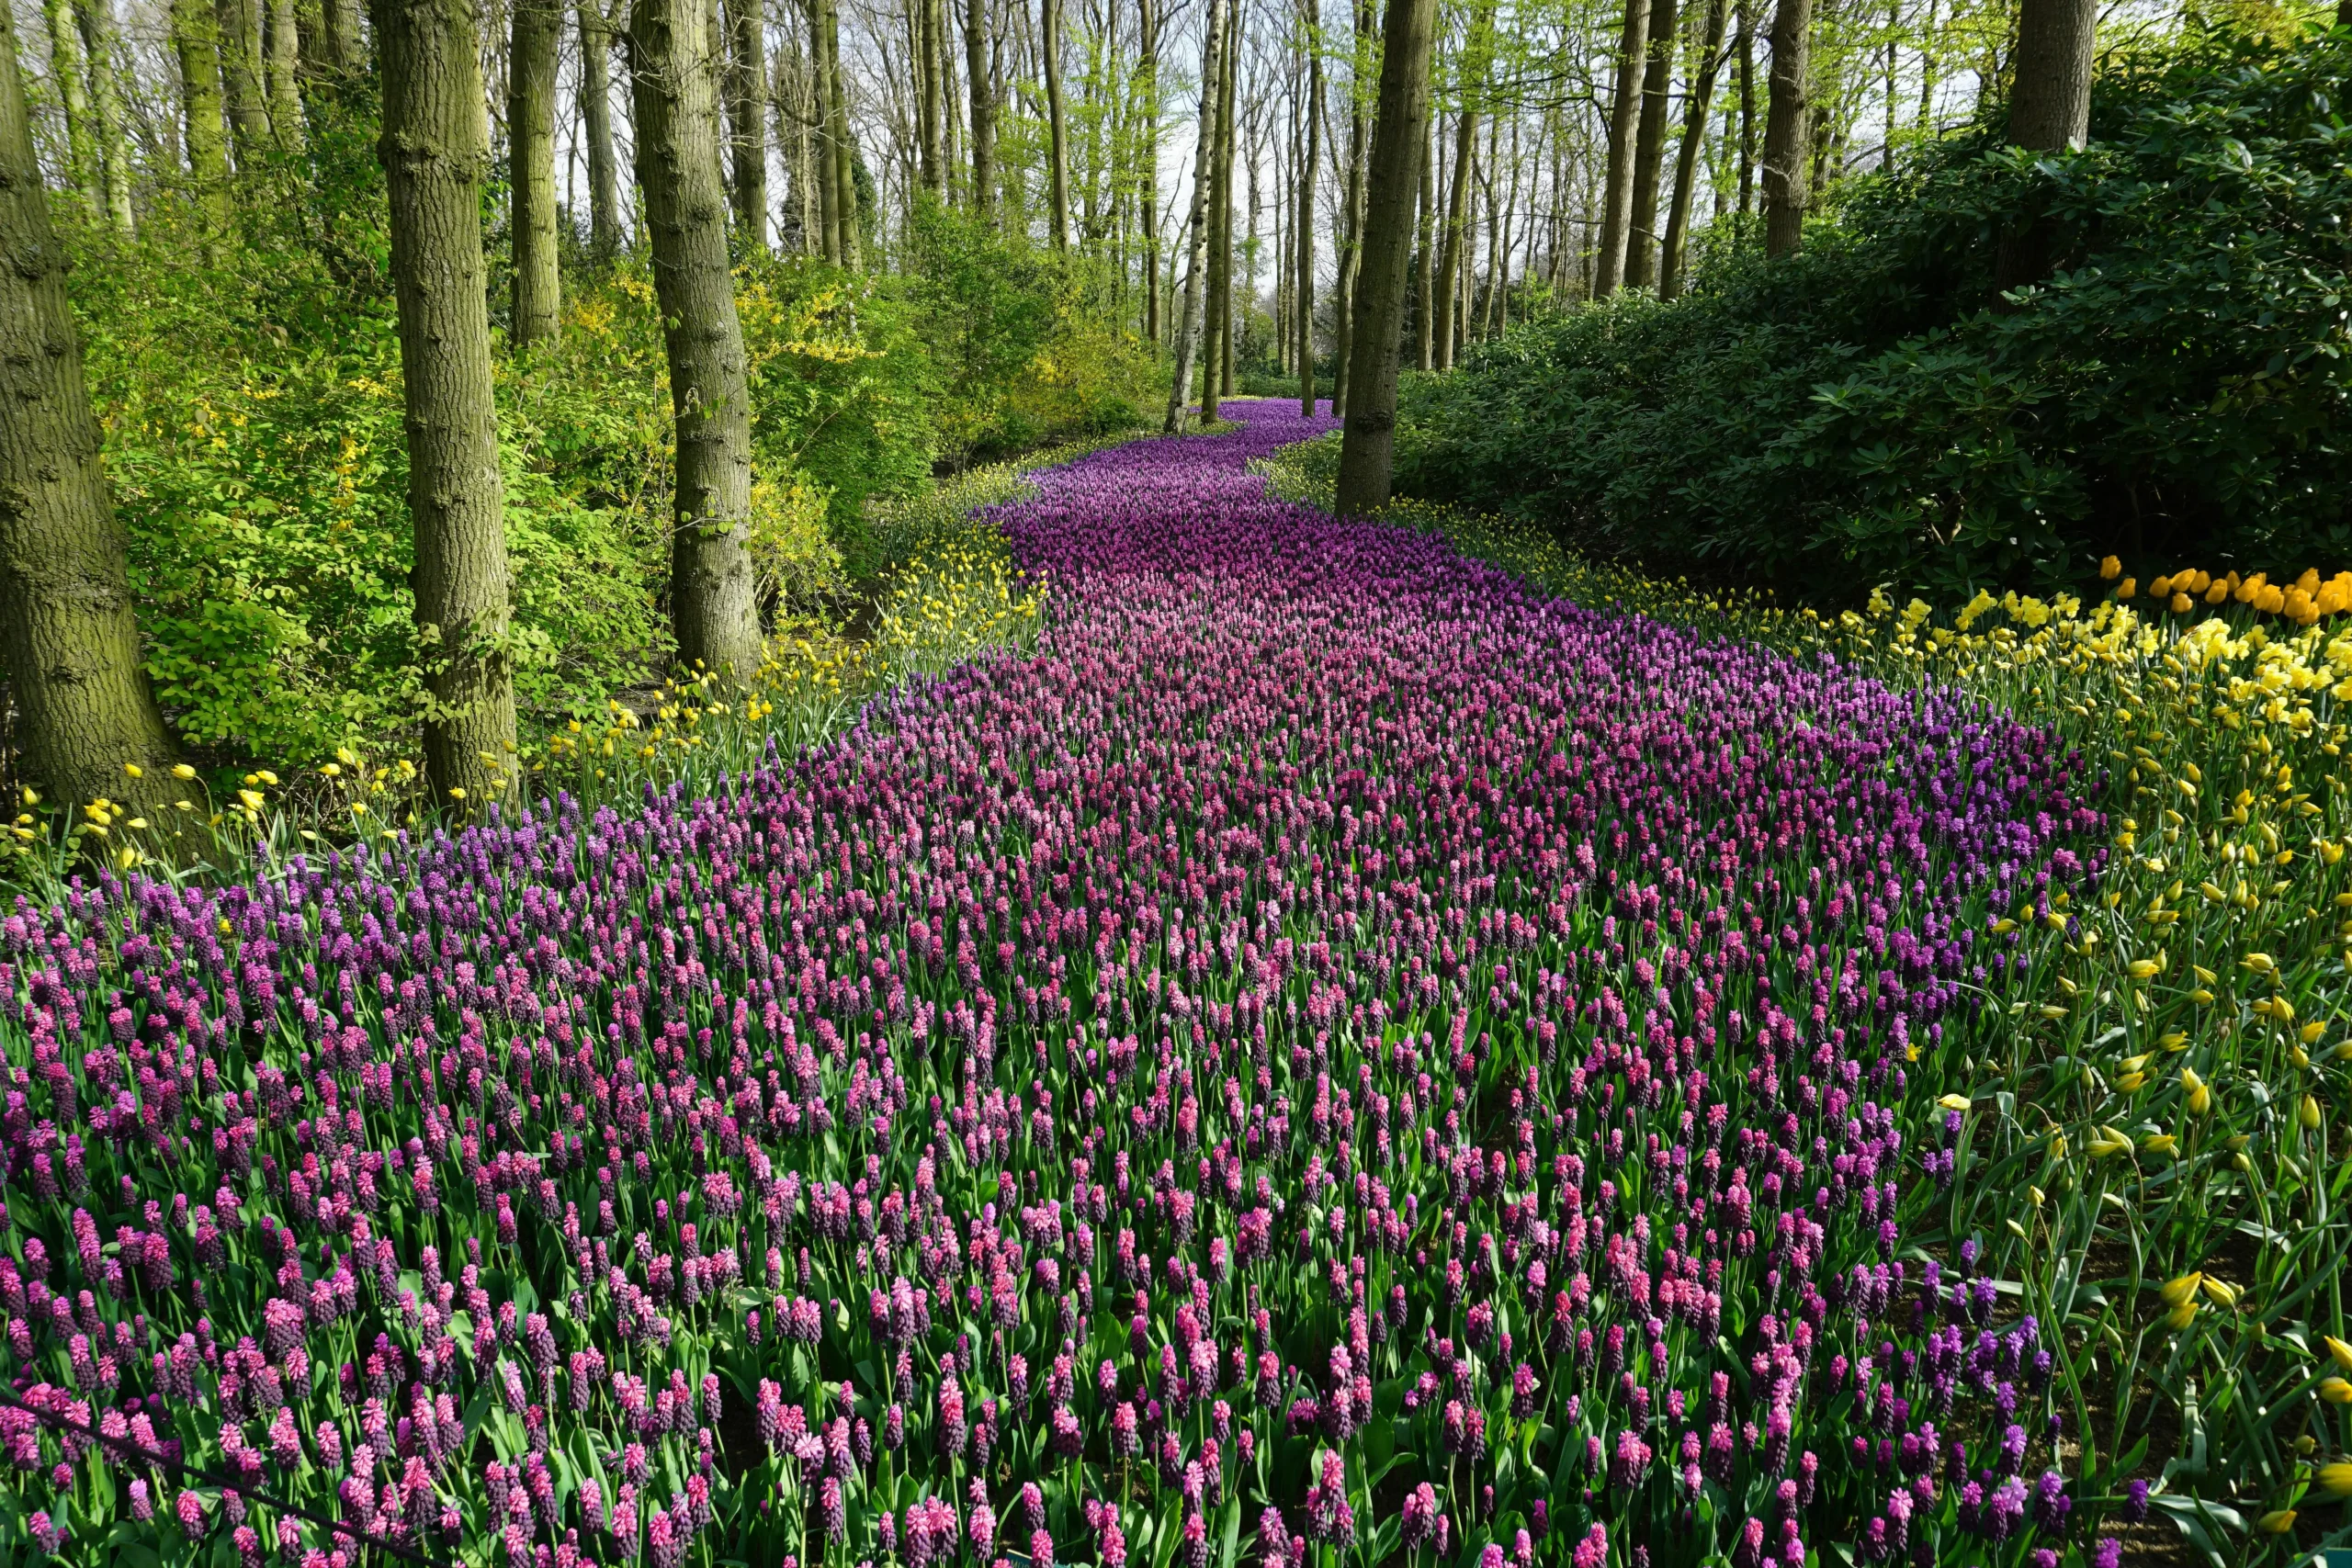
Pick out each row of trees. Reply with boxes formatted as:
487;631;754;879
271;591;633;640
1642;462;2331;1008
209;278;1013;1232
1;0;2114;824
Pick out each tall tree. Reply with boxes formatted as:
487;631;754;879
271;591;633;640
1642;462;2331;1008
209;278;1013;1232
1413;114;1431;367
1658;0;1725;295
580;0;625;256
2007;0;2094;152
1592;0;1649;292
41;0;100;210
1623;0;1676;288
728;0;771;242
1043;0;1070;245
630;0;767;679
216;0;270;159
265;0;302;144
170;0;233;225
820;0;856;264
1137;0;1158;332
75;0;135;231
1295;0;1320;413
1331;0;1435;514
1735;0;1754;216
372;0;518;808
1328;0;1369;417
1431;108;1468;366
509;0;561;344
915;0;941;192
0;0;179;815
967;0;995;219
1163;0;1227;430
1201;0;1237;417
1759;0;1808;254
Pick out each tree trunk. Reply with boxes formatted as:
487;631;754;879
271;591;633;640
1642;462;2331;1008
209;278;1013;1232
1735;0;1754;217
1138;0;1157;328
371;0;518;809
171;0;234;225
1759;0;1808;255
1200;0;1234;421
1163;0;1224;431
728;0;771;242
265;0;302;145
509;0;560;344
75;0;135;231
581;0;624;256
629;0;765;679
1043;0;1069;246
805;0;838;257
822;0;857;264
1331;0;1435;514
967;0;995;220
1296;0;1318;413
1433;109;1471;367
0;0;180;818
2007;0;2094;152
42;0;100;211
1593;0;1648;293
216;0;270;161
1329;0;1370;418
1624;0;1675;288
1658;0;1724;297
1414;113;1431;367
914;0;940;192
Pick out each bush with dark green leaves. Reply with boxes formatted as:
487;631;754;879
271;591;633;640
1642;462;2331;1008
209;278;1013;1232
1396;21;2352;602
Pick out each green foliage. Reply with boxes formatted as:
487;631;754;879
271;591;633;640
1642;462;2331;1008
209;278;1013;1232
897;196;1165;463
1399;21;2352;603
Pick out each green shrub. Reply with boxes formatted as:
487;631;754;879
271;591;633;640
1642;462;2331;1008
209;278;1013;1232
1399;21;2352;602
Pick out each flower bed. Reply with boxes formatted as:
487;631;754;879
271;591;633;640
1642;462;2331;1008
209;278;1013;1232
3;402;2120;1567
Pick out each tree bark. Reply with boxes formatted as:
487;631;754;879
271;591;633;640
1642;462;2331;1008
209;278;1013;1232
727;0;771;241
820;0;857;264
1329;0;1370;418
1658;0;1724;297
1593;0;1648;292
0;0;180;817
1623;0;1675;288
171;0;234;225
1331;0;1435;515
508;0;560;344
216;0;270;161
1735;0;1754;217
1162;0;1225;431
265;0;303;145
75;0;135;231
914;0;940;192
1296;0;1318;414
1758;0;1808;256
1043;0;1069;245
371;0;518;809
581;0;624;256
1433;108;1470;365
1201;0;1236;417
2007;0;2094;152
42;0;100;212
629;0;765;680
967;0;995;220
1413;113;1431;367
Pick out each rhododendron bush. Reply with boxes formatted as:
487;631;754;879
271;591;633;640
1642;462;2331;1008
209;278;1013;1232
0;403;2112;1567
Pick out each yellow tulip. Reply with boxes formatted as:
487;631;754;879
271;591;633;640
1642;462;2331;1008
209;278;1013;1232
1937;1094;1972;1112
2088;1127;2130;1157
170;762;197;781
2256;1509;2298;1535
2099;555;2122;581
2142;1133;2179;1156
2180;1067;2210;1115
2303;1095;2324;1132
2166;1299;2199;1330
2160;1272;2205;1307
2320;1377;2352;1405
2321;1461;2352;1497
2325;1335;2352;1373
2199;1276;2238;1308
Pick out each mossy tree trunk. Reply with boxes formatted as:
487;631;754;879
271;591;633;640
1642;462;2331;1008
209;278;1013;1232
1331;0;1437;516
265;0;303;146
372;0;519;809
0;0;181;816
1593;0;1648;292
171;0;234;226
580;0;624;256
1623;0;1676;288
965;0;993;220
629;0;766;681
726;0;768;244
1161;0;1223;432
1295;0;1318;415
74;0;135;231
1042;0;1069;247
40;0;100;212
1759;0;1810;255
216;0;271;162
509;0;561;344
1657;0;1725;297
